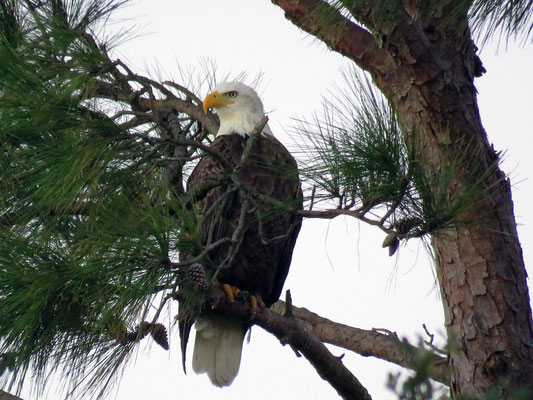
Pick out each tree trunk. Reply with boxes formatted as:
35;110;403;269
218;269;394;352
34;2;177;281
370;15;533;398
271;1;533;397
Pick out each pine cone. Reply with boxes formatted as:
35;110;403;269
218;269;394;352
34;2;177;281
382;233;400;257
151;323;169;350
187;263;210;291
121;321;152;344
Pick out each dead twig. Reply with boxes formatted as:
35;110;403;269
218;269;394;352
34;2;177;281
126;133;232;172
233;116;269;176
163;80;203;105
213;191;250;279
169;237;234;270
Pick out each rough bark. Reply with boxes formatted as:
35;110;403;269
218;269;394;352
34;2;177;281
271;1;533;398
369;13;533;399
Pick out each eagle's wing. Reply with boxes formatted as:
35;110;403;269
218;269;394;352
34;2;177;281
179;135;247;373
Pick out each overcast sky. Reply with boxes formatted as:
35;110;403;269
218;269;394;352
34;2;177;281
19;1;533;399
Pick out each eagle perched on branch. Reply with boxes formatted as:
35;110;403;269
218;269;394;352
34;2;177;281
179;82;303;387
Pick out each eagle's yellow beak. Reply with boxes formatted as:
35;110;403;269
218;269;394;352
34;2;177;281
203;91;234;113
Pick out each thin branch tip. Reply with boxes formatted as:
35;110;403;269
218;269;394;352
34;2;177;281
284;289;294;318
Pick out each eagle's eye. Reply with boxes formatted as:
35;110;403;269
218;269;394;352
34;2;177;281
227;91;238;98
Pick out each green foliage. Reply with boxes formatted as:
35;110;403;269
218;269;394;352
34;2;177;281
386;336;450;400
296;71;406;208
0;1;23;48
314;1;533;46
0;230;161;393
295;68;497;241
468;0;533;44
387;370;449;400
0;1;198;397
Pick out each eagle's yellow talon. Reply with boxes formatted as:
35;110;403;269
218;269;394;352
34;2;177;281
222;284;264;313
250;295;258;314
250;295;266;314
222;283;240;303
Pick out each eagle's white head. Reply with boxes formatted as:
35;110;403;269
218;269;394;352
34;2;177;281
203;82;273;137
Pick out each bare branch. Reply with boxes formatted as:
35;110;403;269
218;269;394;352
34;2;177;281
127;133;232;172
270;0;392;74
205;286;373;400
0;390;23;400
170;237;234;270
298;209;428;240
81;67;219;136
271;301;450;385
163;81;203;106
156;108;187;195
165;98;219;136
300;208;393;236
233;116;269;175
110;110;151;121
213;192;250;279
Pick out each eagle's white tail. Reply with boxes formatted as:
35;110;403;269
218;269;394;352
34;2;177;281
192;315;246;387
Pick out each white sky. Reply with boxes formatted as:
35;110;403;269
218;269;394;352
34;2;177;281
18;1;533;399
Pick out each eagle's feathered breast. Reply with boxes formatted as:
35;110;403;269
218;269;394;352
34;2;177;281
187;132;302;306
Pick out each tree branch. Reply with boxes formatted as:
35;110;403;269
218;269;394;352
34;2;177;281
165;98;219;136
83;73;219;136
0;390;22;400
205;286;372;400
298;208;383;226
196;285;450;399
298;209;428;241
270;0;392;74
270;301;450;385
127;133;232;173
163;80;203;106
185;283;449;394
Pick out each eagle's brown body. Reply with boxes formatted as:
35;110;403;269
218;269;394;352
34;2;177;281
188;133;302;305
180;131;302;386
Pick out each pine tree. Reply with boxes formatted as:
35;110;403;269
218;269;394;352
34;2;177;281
271;0;533;398
0;1;532;399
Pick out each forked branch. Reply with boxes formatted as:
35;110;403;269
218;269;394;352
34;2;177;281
205;285;372;400
270;301;449;385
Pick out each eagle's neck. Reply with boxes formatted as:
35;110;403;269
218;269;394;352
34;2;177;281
216;109;273;137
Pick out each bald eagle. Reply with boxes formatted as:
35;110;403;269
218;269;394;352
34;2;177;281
179;82;302;387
